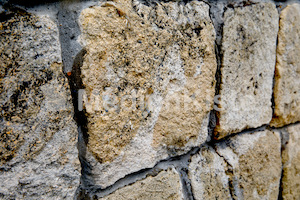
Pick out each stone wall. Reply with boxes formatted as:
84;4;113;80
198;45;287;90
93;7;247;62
0;0;299;199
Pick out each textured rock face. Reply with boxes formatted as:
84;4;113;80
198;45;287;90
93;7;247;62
1;1;300;199
215;3;279;138
281;124;300;200
79;0;216;188
189;130;281;200
0;10;80;199
99;169;183;200
271;3;300;128
188;145;231;200
217;130;282;200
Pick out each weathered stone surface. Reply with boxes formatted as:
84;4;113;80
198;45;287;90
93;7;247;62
216;130;282;199
270;4;300;128
188;145;231;200
78;0;216;187
99;169;183;200
281;124;300;200
189;130;281;200
0;10;80;199
215;3;279;138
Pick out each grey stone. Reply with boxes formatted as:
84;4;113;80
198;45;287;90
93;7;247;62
215;2;279;138
189;145;231;200
0;10;80;199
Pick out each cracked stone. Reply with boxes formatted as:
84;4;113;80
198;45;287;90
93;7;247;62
188;145;231;200
270;3;300;128
98;169;183;200
189;130;281;200
78;0;216;188
215;2;279;138
216;130;281;199
0;9;80;199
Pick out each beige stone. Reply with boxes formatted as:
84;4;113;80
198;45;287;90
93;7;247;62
215;3;279;138
189;130;281;200
188;145;231;200
281;124;300;200
0;10;80;199
270;4;300;127
216;130;282;200
99;169;183;200
79;0;216;188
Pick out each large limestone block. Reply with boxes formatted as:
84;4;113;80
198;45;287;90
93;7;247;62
99;169;183;200
271;4;300;127
0;9;80;199
281;124;300;200
188;145;231;200
78;0;217;188
189;130;281;200
215;3;279;138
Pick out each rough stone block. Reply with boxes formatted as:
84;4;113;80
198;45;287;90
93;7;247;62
99;169;183;200
271;3;300;127
215;3;279;138
188;145;231;200
189;130;281;200
281;124;300;200
0;9;80;199
78;0;217;188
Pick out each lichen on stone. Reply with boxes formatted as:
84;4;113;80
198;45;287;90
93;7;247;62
79;0;216;164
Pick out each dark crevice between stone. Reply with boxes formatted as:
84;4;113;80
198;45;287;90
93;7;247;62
268;121;300;131
0;3;29;22
230;1;258;8
211;124;268;145
274;0;293;13
3;0;85;7
137;0;194;6
278;175;284;200
178;166;195;200
206;0;225;141
68;48;89;143
56;3;94;199
83;146;201;199
270;6;280;126
277;128;288;200
67;48;96;199
90;168;154;199
212;144;236;199
5;0;58;7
